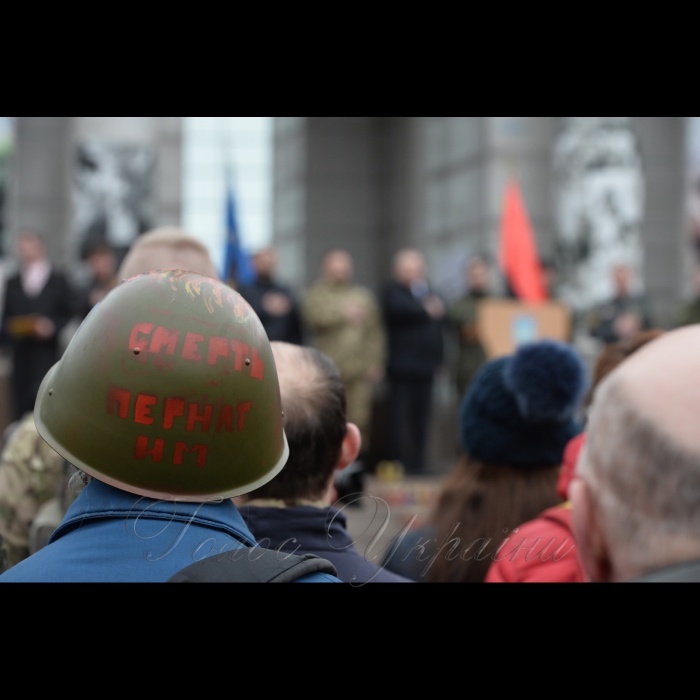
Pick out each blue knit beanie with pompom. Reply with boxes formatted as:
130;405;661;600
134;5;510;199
460;341;588;468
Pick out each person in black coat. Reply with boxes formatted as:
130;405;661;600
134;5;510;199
73;242;119;321
238;247;303;345
2;231;72;419
239;342;411;584
384;250;446;475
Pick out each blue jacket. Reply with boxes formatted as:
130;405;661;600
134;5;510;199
0;480;338;583
240;505;412;584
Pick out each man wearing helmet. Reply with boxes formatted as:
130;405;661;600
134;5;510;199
0;271;338;583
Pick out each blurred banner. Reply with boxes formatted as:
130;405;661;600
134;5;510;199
477;299;572;360
0;117;14;253
73;143;155;256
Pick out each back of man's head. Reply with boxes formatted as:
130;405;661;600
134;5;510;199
248;343;349;505
119;227;218;280
574;326;700;581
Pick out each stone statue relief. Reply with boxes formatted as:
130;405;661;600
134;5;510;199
553;117;645;310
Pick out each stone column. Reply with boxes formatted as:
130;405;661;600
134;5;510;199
304;117;381;289
273;117;308;289
9;117;74;265
637;116;688;326
155;117;183;227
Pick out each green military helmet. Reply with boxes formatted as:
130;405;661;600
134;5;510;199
34;270;289;503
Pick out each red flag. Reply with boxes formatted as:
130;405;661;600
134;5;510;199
499;179;549;304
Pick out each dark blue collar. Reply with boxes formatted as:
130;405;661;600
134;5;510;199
51;479;257;548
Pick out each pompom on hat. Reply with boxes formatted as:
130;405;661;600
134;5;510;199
460;341;588;469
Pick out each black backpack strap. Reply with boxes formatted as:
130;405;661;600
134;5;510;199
168;549;338;583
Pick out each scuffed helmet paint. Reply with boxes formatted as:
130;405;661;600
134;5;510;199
34;271;289;503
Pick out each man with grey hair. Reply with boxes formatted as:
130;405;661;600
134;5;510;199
384;249;445;475
571;326;700;582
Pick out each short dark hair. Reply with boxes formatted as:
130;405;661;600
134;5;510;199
249;347;347;503
85;242;116;259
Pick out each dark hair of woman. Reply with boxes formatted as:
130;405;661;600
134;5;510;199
427;457;562;584
587;330;664;405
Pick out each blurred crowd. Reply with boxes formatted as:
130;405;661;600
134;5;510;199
1;226;700;583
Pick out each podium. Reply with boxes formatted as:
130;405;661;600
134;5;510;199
477;299;572;360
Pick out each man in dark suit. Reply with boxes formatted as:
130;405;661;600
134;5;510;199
2;231;72;419
239;247;304;346
384;250;445;475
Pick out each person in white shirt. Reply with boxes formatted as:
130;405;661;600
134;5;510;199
2;231;72;419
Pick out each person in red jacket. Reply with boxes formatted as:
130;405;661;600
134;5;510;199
486;435;586;584
486;330;664;584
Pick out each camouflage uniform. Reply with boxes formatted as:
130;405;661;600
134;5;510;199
0;413;66;569
303;281;386;447
448;292;489;399
0;534;9;575
585;296;653;344
677;298;700;328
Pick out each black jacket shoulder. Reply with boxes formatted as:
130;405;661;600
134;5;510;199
383;283;444;379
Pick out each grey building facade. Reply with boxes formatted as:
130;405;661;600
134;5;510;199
3;117;691;326
273;117;689;326
5;117;182;265
0;116;692;466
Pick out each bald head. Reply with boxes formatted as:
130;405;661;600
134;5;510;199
605;326;700;455
576;326;700;580
272;342;336;421
248;343;351;503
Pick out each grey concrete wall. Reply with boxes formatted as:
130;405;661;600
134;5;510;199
155;117;183;227
637;117;688;327
8;117;183;268
419;117;486;290
273;117;307;288
8;117;74;265
303;117;380;290
378;117;428;267
276;115;691;319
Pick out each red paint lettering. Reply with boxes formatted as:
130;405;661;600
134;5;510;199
251;347;264;381
182;332;205;362
135;395;158;426
237;402;252;432
231;341;250;371
135;436;165;464
216;405;234;433
163;398;186;429
129;323;155;351
208;337;230;367
149;327;180;355
174;442;209;469
187;404;213;433
107;387;132;420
